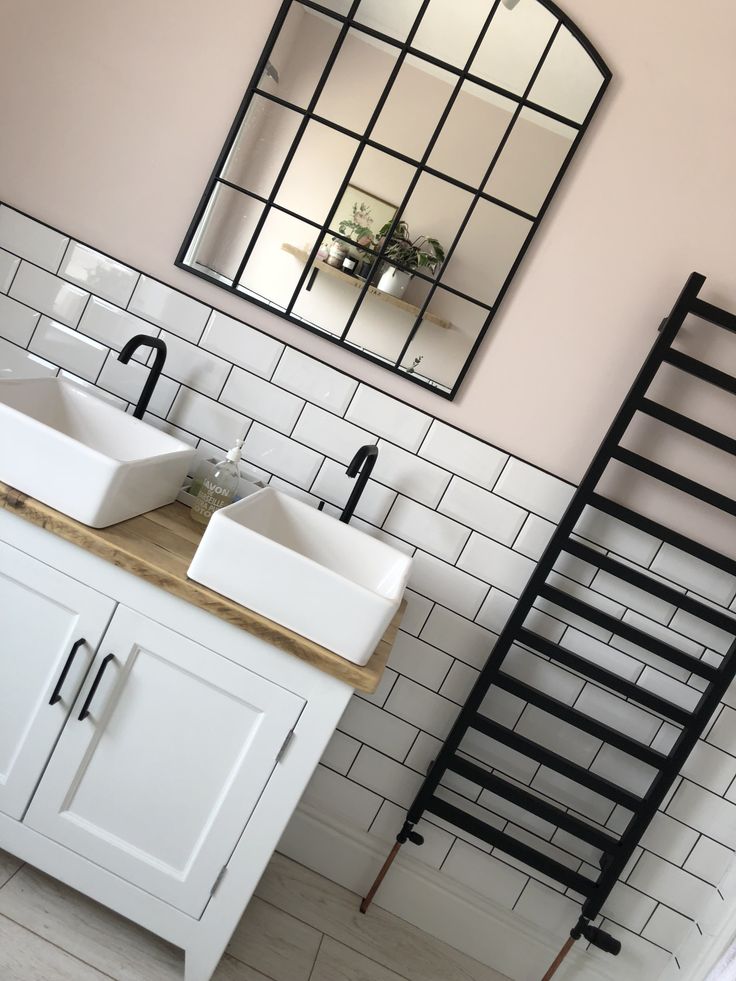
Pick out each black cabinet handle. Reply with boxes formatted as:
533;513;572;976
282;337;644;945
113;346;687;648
78;653;116;721
49;638;86;706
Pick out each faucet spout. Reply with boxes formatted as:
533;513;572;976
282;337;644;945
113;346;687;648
340;444;378;524
118;335;168;419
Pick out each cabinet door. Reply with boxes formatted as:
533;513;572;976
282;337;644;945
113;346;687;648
26;605;305;917
0;541;114;820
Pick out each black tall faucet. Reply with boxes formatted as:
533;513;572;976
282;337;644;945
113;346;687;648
118;335;168;419
340;444;378;524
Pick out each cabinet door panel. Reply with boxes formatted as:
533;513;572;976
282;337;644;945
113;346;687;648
25;605;305;917
0;541;114;819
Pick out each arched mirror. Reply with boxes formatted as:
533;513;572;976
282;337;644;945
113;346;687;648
178;0;611;399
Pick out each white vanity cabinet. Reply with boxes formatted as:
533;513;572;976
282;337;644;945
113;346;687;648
0;507;366;981
0;540;114;820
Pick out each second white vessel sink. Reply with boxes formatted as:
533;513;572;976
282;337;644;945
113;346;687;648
188;487;411;665
0;377;195;527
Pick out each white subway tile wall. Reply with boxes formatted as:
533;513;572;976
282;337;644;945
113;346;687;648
2;204;736;974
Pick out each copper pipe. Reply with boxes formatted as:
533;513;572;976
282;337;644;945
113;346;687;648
359;840;403;914
541;935;577;981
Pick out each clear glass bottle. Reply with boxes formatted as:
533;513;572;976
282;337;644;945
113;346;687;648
190;437;244;525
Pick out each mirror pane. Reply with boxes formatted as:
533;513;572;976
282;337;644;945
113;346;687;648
427;81;516;188
291;252;363;337
371;54;457;162
397;172;475;276
471;1;556;96
484;107;576;216
275;121;360;225
412;0;491;70
528;26;605;124
311;0;354;14
238;212;322;311
221;96;303;199
438;198;532;307
266;3;342;110
315;29;399;134
399;291;489;392
344;292;418;365
354;0;424;42
185;183;264;284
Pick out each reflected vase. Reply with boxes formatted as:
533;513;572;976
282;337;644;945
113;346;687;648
378;266;412;298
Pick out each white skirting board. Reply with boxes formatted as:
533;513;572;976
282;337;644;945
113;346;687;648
278;803;620;981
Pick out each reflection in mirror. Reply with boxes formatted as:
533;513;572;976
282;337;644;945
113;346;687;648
179;0;611;398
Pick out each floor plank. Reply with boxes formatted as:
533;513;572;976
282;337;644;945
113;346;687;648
0;912;112;981
256;853;510;981
227;895;322;981
310;935;407;981
0;849;22;888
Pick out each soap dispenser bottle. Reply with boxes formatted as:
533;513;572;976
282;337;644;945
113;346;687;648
190;437;244;525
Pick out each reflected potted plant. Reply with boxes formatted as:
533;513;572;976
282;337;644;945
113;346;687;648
335;201;376;277
376;220;445;298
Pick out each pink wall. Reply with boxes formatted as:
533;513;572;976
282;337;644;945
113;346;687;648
1;0;734;482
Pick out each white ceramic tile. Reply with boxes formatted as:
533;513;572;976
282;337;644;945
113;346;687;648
10;262;88;326
628;852;714;919
431;786;503;851
553;541;600;586
669;608;734;655
388;631;453;690
682;740;736;796
338;697;417;762
370;800;454;869
0;206;68;271
312;458;395;525
29;317;106;380
321;730;361;775
667;781;736;849
58;242;138;306
360;667;398;708
272;347;357;414
652;544;736;607
523;607;566;643
638;666;701;712
479;685;526;730
514;880;580;934
244;423;322;489
0;336;57;379
439;477;526;546
591;567;677;625
128;275;210;342
548;570;627;620
168;387;248;447
516;705;601;767
293;403;374;464
77;297;157;359
707;705;736;754
221;366;304;434
531;767;614;825
642;905;693;953
404;731;442;774
420;606;495;670
458;533;536;596
684;837;734;885
591;745;657;797
640;812;699;866
440;660;479;704
0;292;39;345
153;331;228;398
0;248;20;292
409;551;489;619
574;684;660;745
385;677;460;741
601;881;657;933
200;310;284;378
513;513;555;560
372;440;451;507
419;421;508;488
504;646;583;704
563;627;642;681
346;385;430;451
98;353;179;417
475;588;516;633
462;728;538;786
301;765;382;832
575;505;661;565
384;496;469;563
442;839;528;910
493;458;574;521
611;610;704;682
399;590;433;636
348;746;424;809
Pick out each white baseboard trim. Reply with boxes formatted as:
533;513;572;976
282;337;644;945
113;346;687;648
278;803;616;981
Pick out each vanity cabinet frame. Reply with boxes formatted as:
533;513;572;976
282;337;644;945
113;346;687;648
0;508;354;981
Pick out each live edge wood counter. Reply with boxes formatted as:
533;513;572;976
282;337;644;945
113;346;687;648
0;481;404;693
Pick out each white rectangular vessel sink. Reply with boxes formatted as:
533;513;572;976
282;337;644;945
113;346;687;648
188;487;412;665
0;377;195;527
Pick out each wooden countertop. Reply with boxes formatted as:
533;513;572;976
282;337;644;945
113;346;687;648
0;482;404;693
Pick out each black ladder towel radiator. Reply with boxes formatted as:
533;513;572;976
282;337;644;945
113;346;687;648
360;272;736;975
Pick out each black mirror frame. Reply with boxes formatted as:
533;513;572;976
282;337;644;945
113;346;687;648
176;0;611;400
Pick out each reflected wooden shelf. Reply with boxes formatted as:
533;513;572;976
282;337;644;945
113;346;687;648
281;244;452;330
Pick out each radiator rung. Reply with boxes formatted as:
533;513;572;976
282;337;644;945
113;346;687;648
638;398;736;458
663;349;736;396
692;297;736;334
426;795;599;896
471;713;643;811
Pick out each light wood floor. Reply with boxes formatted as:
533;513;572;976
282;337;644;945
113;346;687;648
0;849;510;981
